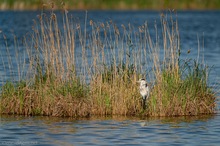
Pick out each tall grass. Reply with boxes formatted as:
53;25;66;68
0;10;217;117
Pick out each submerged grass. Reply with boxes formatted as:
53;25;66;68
0;10;217;117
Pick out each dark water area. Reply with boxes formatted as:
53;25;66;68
0;10;220;145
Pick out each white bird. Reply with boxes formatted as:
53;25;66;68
137;78;150;110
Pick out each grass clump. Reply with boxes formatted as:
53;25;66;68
0;9;217;117
149;61;216;116
90;63;142;116
0;76;90;117
146;14;216;116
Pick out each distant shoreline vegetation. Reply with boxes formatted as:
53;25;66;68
0;0;220;10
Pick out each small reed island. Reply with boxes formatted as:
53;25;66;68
0;10;217;117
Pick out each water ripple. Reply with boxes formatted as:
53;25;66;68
1;115;220;146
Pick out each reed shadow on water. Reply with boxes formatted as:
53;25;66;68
0;6;217;117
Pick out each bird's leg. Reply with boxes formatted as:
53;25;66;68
142;97;146;110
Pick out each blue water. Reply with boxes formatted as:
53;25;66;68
1;115;220;146
0;10;220;145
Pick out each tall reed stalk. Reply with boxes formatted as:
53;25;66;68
0;10;217;117
147;14;216;116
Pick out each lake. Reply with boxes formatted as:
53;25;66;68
0;10;220;145
1;115;220;146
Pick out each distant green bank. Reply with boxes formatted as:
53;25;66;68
0;0;220;10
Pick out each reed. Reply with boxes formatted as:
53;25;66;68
0;10;217;117
146;14;216;116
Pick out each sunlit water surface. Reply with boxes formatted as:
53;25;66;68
0;10;220;145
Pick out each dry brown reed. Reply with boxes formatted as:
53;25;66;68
0;10;217;117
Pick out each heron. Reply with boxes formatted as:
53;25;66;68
137;78;150;110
